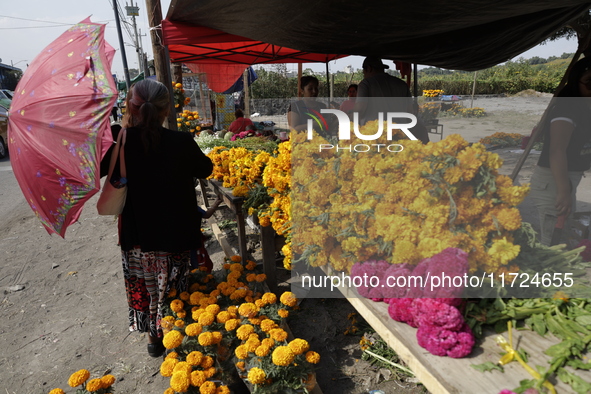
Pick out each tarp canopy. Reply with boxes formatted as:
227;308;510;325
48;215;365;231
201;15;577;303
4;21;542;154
163;0;591;71
184;63;257;93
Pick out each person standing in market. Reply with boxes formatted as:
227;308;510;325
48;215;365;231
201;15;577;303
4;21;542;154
114;79;213;357
530;56;591;246
354;56;429;144
340;84;358;115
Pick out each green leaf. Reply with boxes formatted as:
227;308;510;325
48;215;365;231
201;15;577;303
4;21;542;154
530;313;547;336
470;362;504;373
574;315;591;326
558;368;591;394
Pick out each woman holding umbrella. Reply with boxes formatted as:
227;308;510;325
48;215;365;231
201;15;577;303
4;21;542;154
114;79;213;357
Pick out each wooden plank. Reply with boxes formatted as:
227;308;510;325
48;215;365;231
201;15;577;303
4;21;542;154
320;267;589;394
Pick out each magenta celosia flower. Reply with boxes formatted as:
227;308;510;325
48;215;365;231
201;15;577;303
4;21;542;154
410;298;464;331
387;298;418;327
416;322;475;358
576;239;591;262
350;260;391;299
410;247;469;299
498;390;518;394
381;263;414;298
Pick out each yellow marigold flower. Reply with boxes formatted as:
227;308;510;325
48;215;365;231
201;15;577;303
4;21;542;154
280;292;297;307
225;318;240;331
248;367;266;385
185;323;203;337
204;366;217;378
236;324;255;340
245;260;257;270
261;292;277;305
205;304;220;316
190;370;206;387
488;237;520;265
198;312;215;326
245;337;261;353
227;305;238;314
212;331;223;344
175;83;182;88
255;274;266;282
173;361;192;375
179;291;190;301
49;389;65;394
238;303;258;318
255;299;265;308
236;361;246;371
216;311;232;324
163;330;184;349
170;370;191;393
261;337;275;347
288;338;310;355
198;332;214;346
85;379;102;392
272;346;295;366
165;351;179;360
278;309;289;318
200;355;214;369
210;289;221;297
170;299;184;313
177;310;187;319
230;255;242;263
255;345;271;357
216;385;230;394
230;288;248;300
160;358;179;377
68;369;90;388
165;388;175;394
305;350;321;364
270;328;288;342
235;344;249;359
199;381;217;394
187;350;204;366
260;319;277;332
175;319;185;328
100;374;116;388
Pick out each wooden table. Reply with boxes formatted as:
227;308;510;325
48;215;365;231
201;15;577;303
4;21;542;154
318;265;589;394
207;179;249;263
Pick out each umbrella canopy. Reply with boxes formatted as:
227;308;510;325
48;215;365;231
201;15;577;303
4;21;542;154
8;18;117;237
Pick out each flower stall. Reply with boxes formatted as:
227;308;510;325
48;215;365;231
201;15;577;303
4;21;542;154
201;120;591;393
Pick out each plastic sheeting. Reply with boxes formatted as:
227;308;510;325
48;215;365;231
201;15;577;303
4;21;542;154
164;0;591;70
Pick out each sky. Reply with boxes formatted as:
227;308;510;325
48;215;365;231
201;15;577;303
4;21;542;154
0;0;580;81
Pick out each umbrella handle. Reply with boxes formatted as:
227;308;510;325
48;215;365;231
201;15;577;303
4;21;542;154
77;57;94;84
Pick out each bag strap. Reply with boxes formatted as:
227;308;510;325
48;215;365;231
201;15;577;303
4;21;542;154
107;128;127;179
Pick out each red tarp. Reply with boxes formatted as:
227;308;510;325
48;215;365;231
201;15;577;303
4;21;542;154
184;63;248;93
161;20;347;65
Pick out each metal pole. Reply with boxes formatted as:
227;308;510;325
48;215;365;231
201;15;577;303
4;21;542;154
113;0;131;89
130;0;143;75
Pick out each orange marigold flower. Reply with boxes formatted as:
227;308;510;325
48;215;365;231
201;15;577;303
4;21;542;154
186;350;204;366
236;324;255;340
272;346;295;366
278;309;289;318
200;355;214;369
248;367;266;385
199;380;217;394
269;328;288;342
305;350;321;364
170;299;185;313
280;291;297;307
288;338;310;355
230;255;242;263
190;370;206;387
261;292;277;305
238;303;258;318
185;323;203;337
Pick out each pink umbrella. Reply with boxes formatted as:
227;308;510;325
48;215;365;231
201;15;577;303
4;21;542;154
8;18;117;237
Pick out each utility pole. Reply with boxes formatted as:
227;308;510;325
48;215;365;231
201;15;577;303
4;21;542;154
145;0;176;129
125;0;143;76
113;0;131;89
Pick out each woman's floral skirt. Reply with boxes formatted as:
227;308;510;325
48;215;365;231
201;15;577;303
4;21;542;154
121;248;191;338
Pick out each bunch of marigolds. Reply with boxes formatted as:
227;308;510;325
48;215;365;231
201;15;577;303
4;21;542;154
290;125;529;276
158;255;319;393
49;370;116;394
177;109;202;134
207;142;293;269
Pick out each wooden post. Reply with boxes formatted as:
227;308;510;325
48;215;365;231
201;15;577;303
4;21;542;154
145;0;176;129
198;73;207;121
297;63;303;97
470;71;477;108
325;62;330;99
243;68;250;117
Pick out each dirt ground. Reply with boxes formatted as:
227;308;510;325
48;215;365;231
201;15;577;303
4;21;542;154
1;94;590;394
